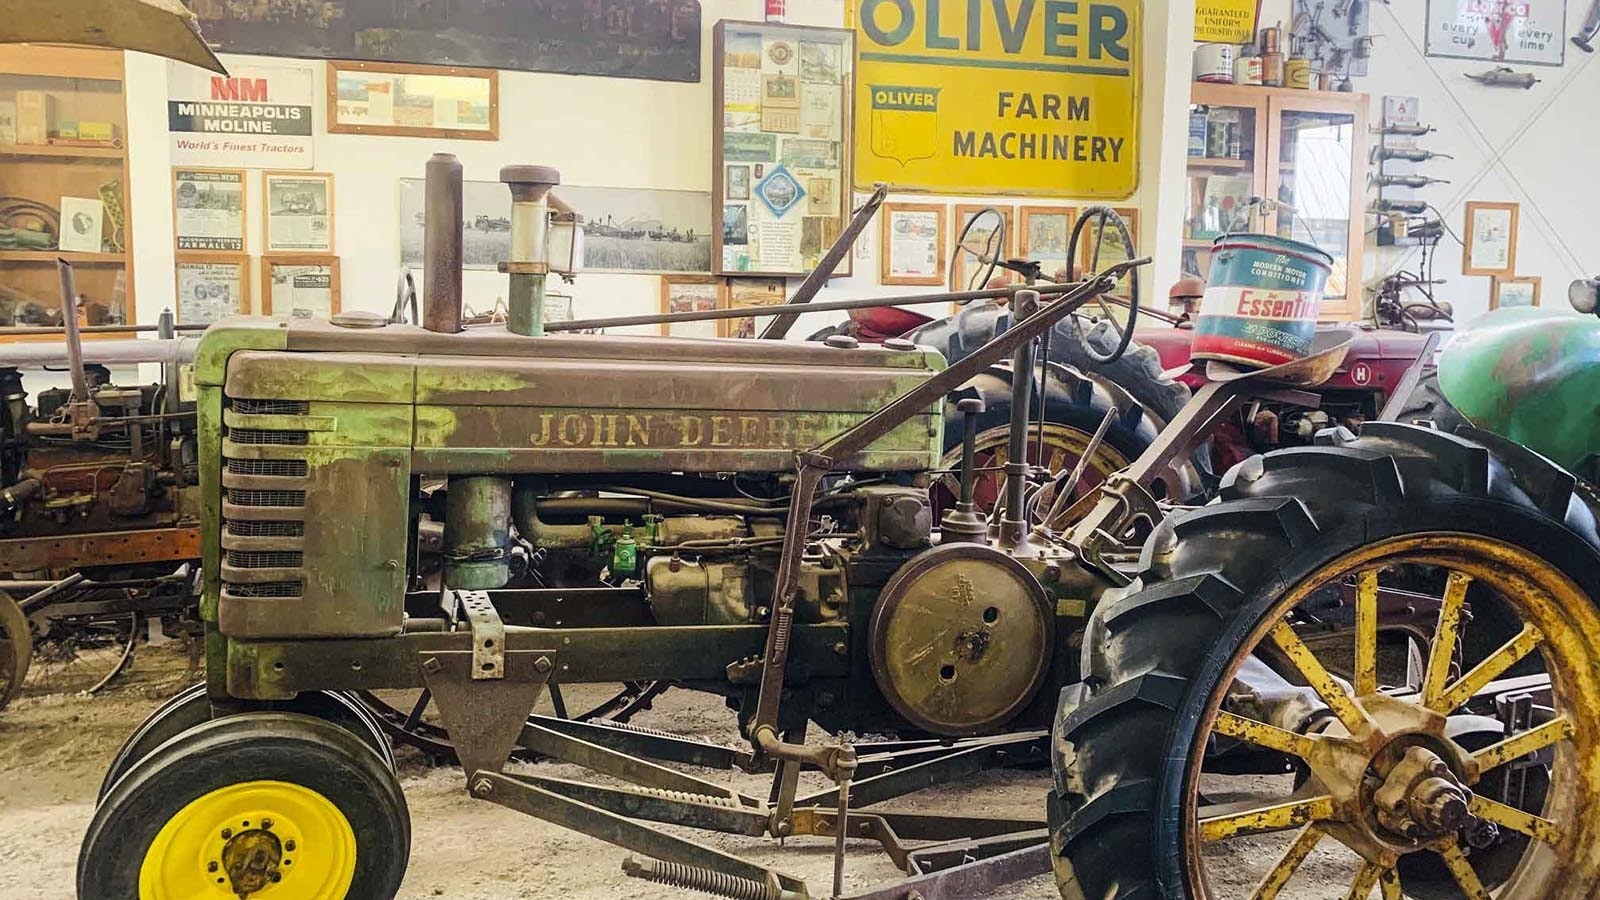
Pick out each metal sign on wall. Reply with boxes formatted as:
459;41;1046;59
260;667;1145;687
850;0;1141;199
167;62;315;169
1195;0;1260;43
1425;0;1568;66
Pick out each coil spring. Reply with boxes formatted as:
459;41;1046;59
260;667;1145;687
621;856;776;900
633;786;741;808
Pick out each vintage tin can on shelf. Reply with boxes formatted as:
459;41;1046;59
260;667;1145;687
1233;50;1263;86
1194;43;1236;83
1285;57;1314;89
1192;234;1333;369
765;0;785;22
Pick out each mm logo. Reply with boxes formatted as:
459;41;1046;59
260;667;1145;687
210;77;268;102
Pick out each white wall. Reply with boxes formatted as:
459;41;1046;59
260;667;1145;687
1254;0;1600;321
115;0;1194;343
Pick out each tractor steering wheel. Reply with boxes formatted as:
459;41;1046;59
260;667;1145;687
1065;205;1140;365
950;208;1007;296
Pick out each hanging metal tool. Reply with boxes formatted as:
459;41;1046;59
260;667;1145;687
1374;174;1450;189
1375;147;1453;163
1576;0;1600;52
1467;66;1540;89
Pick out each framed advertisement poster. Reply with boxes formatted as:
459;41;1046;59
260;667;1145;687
1425;0;1568;66
173;168;246;253
262;256;341;320
659;275;725;338
263;171;334;253
175;255;249;324
880;203;946;286
328;61;498;140
1463;201;1518;277
1017;206;1077;282
724;278;787;338
714;21;854;278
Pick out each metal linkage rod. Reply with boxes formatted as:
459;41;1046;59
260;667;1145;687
759;184;889;340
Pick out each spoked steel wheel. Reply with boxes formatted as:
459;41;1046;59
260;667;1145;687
1187;536;1597;899
0;591;30;710
931;423;1131;524
25;611;139;697
1051;424;1600;900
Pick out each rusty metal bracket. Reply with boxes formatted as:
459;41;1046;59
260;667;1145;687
839;841;1050;900
418;649;552;778
459;590;504;680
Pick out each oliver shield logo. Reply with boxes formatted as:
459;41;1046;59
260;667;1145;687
870;85;940;167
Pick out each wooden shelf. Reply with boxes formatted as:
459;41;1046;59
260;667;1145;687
0;143;123;160
0;249;124;263
1187;157;1251;170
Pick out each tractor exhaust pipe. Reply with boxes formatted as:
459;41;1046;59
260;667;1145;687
423;152;464;334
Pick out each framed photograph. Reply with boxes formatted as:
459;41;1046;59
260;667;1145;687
1492;275;1541;309
1079;207;1140;291
399;180;712;274
264;171;334;254
175;255;249;324
725;277;788;338
173;168;246;253
1017;206;1077;282
1463;201;1518;277
328;61;498;140
58;196;105;253
261;256;341;320
659;275;725;338
951;205;1016;292
880;203;946;286
714;21;854;277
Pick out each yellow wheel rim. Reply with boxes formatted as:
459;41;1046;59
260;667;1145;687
139;780;357;900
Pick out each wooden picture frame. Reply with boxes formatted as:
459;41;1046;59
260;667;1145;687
1463;201;1519;277
879;202;946;286
263;171;335;254
1491;275;1541;309
261;255;342;319
713;20;855;278
172;167;247;255
174;253;250;324
951;204;1016;292
1016;205;1077;281
327;61;499;140
1078;208;1141;273
659;275;725;338
724;277;788;338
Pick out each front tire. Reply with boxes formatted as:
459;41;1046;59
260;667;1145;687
81;712;410;900
1050;423;1600;899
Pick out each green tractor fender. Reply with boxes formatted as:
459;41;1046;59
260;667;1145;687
1437;305;1600;474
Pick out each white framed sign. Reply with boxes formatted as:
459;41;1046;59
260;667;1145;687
173;168;247;253
1425;0;1568;66
176;256;249;324
168;62;315;169
263;172;334;253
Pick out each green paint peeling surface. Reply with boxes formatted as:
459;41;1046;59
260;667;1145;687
1438;307;1600;471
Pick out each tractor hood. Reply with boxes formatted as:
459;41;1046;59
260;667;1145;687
1;0;225;73
1437;306;1600;473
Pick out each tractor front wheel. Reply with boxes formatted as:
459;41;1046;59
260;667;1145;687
81;712;410;900
1050;423;1600;899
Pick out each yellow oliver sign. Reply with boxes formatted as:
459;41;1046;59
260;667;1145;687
850;0;1141;199
1195;0;1258;43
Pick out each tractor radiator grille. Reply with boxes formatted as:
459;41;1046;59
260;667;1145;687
227;549;305;569
232;399;311;416
221;400;309;606
224;582;304;599
226;520;305;538
229;428;309;446
227;458;309;478
226;488;306;507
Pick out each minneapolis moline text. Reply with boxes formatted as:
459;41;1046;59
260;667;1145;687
530;412;828;449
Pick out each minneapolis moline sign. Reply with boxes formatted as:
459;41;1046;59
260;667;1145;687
851;0;1141;199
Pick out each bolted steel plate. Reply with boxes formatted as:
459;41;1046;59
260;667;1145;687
869;544;1053;737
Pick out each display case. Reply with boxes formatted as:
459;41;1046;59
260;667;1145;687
0;46;134;336
1182;84;1367;319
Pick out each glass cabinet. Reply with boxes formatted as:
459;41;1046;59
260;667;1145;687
1183;84;1368;320
0;46;133;337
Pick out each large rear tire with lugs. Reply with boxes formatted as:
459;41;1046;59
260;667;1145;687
1049;422;1600;899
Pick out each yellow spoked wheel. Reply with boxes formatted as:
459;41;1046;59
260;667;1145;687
140;781;356;899
1185;536;1600;899
81;711;409;900
1050;423;1600;900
